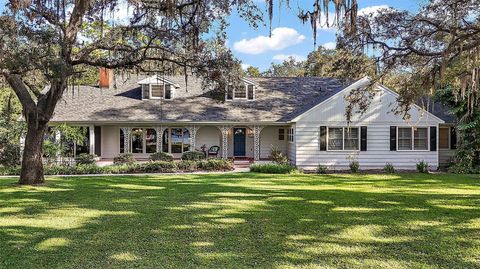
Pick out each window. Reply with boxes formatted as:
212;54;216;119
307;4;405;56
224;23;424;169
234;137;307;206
235;85;246;98
287;128;294;142
327;127;360;151
131;128;144;153
226;82;255;101
398;127;412;150
168;128;190;154
397;127;429;151
278;128;285;140
439;127;450;149
145;128;157;153
120;129;125;153
149;84;173;99
344;128;359;150
328;128;343;150
247;85;254;100
164;85;172;99
151;85;164;98
142;84;149;99
414;127;428;150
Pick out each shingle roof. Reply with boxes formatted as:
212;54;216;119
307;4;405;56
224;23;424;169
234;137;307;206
51;75;350;123
51;74;455;124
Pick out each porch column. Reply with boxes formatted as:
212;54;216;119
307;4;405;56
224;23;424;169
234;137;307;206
155;126;165;152
187;126;198;151
55;131;62;159
251;126;264;161
89;125;95;155
120;127;132;153
217;125;230;159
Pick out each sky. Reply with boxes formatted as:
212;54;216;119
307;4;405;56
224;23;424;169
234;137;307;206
0;0;423;71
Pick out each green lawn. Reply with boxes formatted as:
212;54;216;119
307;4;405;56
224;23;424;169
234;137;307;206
1;173;479;268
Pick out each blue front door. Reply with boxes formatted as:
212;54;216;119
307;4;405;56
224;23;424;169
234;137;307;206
234;128;246;156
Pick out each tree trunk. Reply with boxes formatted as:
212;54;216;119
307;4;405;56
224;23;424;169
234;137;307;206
19;118;48;185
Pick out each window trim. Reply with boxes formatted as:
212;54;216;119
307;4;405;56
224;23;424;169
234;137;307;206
120;127;158;154
149;83;173;100
226;82;256;101
326;127;361;151
396;126;430;152
439;127;451;150
287;127;294;143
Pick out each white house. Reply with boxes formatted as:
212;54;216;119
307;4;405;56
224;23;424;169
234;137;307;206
49;72;457;170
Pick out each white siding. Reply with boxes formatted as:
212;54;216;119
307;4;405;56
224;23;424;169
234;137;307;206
101;126;119;159
294;84;443;170
196;126;222;156
259;126;287;159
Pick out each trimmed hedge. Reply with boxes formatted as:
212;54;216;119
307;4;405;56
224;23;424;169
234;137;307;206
75;153;97;165
113;153;136;165
250;163;298;174
0;159;234;176
150;152;174;162
181;151;206;161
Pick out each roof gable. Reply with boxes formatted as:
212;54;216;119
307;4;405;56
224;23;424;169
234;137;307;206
292;76;445;124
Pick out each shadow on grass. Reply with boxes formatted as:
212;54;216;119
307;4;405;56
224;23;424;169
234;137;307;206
0;173;479;268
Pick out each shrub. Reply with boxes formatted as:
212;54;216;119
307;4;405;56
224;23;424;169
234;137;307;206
113;153;136;165
316;165;327;174
349;160;360;173
74;164;104;174
270;147;289;164
150;152;174;162
75;153;96;165
250;163;297;174
177;160;199;172
143;161;177;173
44;164;76;175
0;165;21;176
416;160;429;173
198;159;234;171
383;163;396;174
0;143;21;167
181;151;205;161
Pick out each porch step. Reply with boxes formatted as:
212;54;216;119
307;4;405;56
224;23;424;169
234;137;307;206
233;159;253;169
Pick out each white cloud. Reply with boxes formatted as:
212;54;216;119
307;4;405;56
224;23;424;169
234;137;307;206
321;42;336;50
358;5;390;16
233;27;306;54
272;54;306;62
241;63;251;70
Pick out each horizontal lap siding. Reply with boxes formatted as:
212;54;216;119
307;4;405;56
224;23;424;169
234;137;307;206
294;124;438;170
293;84;442;170
260;126;287;159
439;149;455;165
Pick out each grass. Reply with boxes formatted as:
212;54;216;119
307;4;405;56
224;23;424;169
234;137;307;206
0;173;479;268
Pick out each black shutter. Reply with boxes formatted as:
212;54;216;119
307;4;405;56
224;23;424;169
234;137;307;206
320;126;327;151
94;126;102;156
360;126;367;151
390;126;397;151
430;126;437;151
450;127;457;149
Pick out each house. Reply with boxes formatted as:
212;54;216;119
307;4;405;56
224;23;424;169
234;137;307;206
49;72;457;170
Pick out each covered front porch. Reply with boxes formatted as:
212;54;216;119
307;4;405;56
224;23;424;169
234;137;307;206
89;124;290;163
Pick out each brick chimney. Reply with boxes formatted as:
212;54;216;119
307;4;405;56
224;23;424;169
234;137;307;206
99;67;113;88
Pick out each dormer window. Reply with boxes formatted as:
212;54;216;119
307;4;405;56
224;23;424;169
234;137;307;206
151;84;172;99
226;78;256;101
138;76;178;100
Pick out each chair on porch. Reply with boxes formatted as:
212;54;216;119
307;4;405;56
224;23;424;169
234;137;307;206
208;146;221;158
